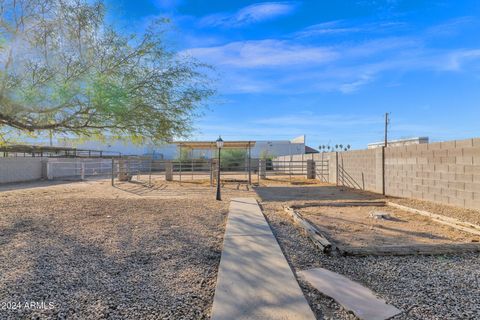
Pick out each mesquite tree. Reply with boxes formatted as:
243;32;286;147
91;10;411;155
0;0;213;142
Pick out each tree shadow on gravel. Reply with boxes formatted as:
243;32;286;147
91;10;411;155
0;180;75;193
0;200;225;320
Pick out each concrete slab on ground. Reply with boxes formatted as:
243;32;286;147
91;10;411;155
211;197;315;320
299;267;402;320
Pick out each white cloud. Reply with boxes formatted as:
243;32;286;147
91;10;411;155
183;39;336;68
252;114;383;127
189;38;480;94
426;16;475;37
443;49;480;71
182;15;480;94
293;20;408;38
182;37;421;93
199;2;298;27
339;74;375;93
295;21;362;38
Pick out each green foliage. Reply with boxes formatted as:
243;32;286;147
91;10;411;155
0;0;214;143
220;149;247;168
177;148;192;161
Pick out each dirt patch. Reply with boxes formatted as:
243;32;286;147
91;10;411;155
255;184;381;204
258;176;327;186
300;205;479;248
262;203;480;320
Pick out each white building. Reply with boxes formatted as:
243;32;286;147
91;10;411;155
246;135;306;158
58;135;309;159
367;137;429;149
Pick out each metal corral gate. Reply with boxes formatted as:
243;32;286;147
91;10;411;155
316;158;329;182
267;160;308;179
266;157;329;182
46;157;148;182
149;158;259;184
47;158;115;181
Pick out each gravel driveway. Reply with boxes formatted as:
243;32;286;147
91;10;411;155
0;180;253;320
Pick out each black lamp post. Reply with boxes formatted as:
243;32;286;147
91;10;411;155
216;136;224;201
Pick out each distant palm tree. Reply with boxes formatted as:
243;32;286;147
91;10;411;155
347;144;351;150
335;144;338;149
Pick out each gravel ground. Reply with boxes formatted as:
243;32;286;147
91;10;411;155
2;178;479;319
0;179;254;320
261;202;480;320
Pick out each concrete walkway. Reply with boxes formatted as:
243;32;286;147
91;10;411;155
211;197;315;320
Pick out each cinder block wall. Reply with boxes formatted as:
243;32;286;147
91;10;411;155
385;138;480;209
0;157;45;183
272;138;480;210
337;150;377;192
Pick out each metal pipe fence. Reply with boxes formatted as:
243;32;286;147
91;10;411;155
47;159;115;180
45;157;329;185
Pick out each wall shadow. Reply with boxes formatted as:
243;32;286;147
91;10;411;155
255;185;383;202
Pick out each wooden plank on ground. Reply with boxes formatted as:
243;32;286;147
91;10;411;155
292;201;386;208
387;202;480;236
299;268;402;320
337;243;480;256
283;206;332;253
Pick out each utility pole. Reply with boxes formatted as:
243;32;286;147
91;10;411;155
382;112;389;196
384;112;389;147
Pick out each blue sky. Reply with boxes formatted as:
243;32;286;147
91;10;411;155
108;0;480;149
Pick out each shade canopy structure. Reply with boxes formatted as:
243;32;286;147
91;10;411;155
174;141;256;149
305;146;319;154
174;140;256;184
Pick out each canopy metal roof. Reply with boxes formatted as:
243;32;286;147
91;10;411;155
174;141;256;149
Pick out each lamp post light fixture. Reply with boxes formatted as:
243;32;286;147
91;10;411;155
216;136;224;201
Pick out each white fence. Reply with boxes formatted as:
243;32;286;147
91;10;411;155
0;157;151;184
47;159;115;180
